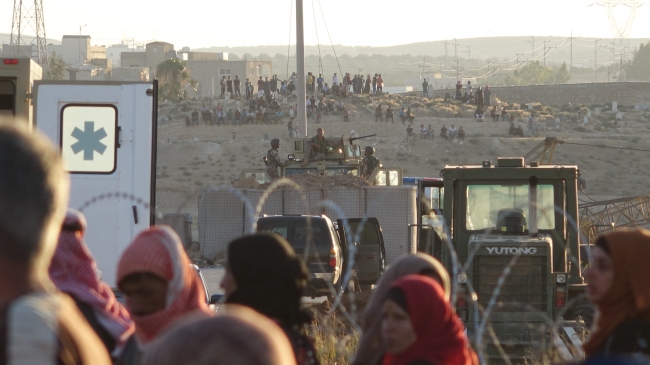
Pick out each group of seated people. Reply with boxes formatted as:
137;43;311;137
440;124;465;141
398;107;416;124
374;105;395;122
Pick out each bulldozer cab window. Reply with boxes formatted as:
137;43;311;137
465;184;555;231
0;79;16;117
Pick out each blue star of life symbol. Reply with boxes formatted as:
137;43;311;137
70;121;108;160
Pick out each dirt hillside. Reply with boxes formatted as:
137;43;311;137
155;92;650;240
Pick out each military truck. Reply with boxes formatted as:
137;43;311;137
414;158;589;362
241;134;402;186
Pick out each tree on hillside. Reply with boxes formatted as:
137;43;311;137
555;62;570;84
504;61;562;86
625;42;650;81
45;52;67;80
228;53;241;61
156;58;197;101
242;53;253;60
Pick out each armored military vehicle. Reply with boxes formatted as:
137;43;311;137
241;134;402;186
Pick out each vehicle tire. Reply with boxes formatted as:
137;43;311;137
564;297;595;328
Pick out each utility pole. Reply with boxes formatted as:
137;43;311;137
442;39;450;69
543;39;551;67
524;36;535;59
296;0;307;136
462;46;471;61
452;39;460;80
570;32;574;84
79;24;87;65
516;53;524;68
594;39;606;82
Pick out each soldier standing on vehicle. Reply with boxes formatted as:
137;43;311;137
301;127;341;167
266;139;287;180
361;146;381;180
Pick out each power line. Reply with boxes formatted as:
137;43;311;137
563;142;650;152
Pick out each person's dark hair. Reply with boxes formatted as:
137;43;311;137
0;124;67;263
595;236;611;255
225;233;311;327
385;287;408;313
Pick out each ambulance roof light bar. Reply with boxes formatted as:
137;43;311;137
3;59;19;65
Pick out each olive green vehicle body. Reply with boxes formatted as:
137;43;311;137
241;135;402;186
417;158;588;362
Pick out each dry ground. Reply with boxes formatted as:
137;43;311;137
155;93;650;241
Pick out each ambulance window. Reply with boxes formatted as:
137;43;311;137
0;80;15;117
60;105;118;174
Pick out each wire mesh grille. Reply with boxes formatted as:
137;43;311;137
473;256;549;313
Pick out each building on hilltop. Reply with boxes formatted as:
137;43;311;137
185;58;272;97
47;35;106;66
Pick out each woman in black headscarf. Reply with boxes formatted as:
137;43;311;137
221;233;319;365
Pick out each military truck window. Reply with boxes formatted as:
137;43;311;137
0;79;16;117
465;184;555;231
60;105;118;174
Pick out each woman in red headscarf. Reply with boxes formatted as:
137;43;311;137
583;228;650;358
380;275;477;365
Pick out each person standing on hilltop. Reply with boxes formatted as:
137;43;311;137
234;75;241;97
257;76;265;95
220;76;226;97
466;80;473;95
332;72;339;86
484;85;492;107
372;74;378;93
270;75;278;96
266;139;287;180
455;80;463;100
365;75;372;94
377;74;384;93
475;86;484;109
422;78;430;99
227;76;233;95
317;74;324;93
361;146;381;180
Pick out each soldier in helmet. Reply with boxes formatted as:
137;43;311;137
266;138;287;180
361;146;381;180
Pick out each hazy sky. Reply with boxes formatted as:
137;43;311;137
4;0;649;48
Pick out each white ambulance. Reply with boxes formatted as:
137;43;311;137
0;58;157;287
